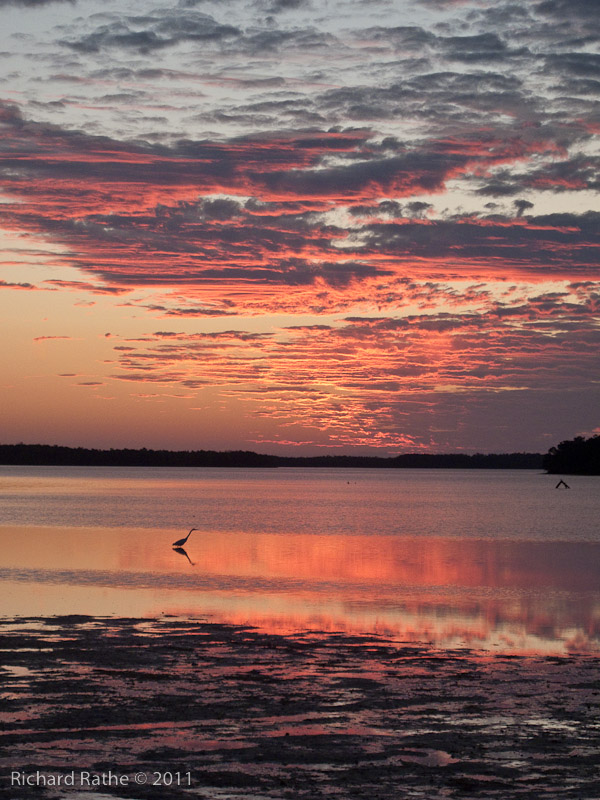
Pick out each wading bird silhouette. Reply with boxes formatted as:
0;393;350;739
172;528;197;547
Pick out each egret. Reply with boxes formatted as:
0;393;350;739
172;528;197;547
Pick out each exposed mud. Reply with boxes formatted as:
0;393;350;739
1;616;599;798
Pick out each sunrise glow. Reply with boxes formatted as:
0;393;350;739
1;0;598;454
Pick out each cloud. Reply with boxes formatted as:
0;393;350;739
33;335;73;341
1;0;599;453
350;211;600;277
349;200;404;218
43;280;130;295
133;302;238;317
257;0;311;12
544;52;600;78
59;6;336;61
1;98;598;301
253;150;465;198
440;33;514;64
513;199;534;217
0;0;74;5
106;281;600;450
0;279;36;290
62;11;240;54
535;0;600;20
475;153;600;195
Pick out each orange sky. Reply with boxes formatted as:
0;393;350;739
1;0;598;454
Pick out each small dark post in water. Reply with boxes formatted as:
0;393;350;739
555;479;570;489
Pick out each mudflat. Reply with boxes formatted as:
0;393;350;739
1;616;599;799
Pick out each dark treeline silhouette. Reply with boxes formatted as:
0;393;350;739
543;435;600;475
0;443;543;469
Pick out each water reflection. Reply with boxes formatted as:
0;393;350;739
0;525;599;654
173;546;195;565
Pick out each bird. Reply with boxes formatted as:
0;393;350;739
172;528;197;547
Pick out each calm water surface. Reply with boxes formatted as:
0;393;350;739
1;467;598;654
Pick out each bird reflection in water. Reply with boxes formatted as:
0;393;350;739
173;546;195;565
172;528;198;566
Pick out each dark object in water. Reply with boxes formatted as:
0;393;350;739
555;479;570;489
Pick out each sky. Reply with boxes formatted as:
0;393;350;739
0;0;598;455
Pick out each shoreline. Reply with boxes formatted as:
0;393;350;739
0;444;544;470
1;615;599;798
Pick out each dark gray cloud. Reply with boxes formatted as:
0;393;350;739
0;279;35;288
361;25;527;66
355;212;600;273
471;3;532;28
476;176;521;197
558;78;600;95
60;7;334;59
475;155;600;197
235;26;336;54
317;69;531;130
545;52;600;78
535;0;599;19
418;0;470;5
405;201;433;218
62;11;239;53
254;150;470;197
440;32;516;64
258;0;311;12
349;200;404;218
514;199;534;217
138;303;238;317
362;25;437;51
0;0;74;5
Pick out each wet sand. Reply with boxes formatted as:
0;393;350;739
1;616;600;799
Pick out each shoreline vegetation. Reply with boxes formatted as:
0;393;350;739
1;435;598;472
0;443;543;469
542;435;600;475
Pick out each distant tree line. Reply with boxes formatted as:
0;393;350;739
0;443;543;469
542;435;600;475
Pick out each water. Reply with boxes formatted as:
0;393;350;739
1;466;599;653
1;466;597;538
